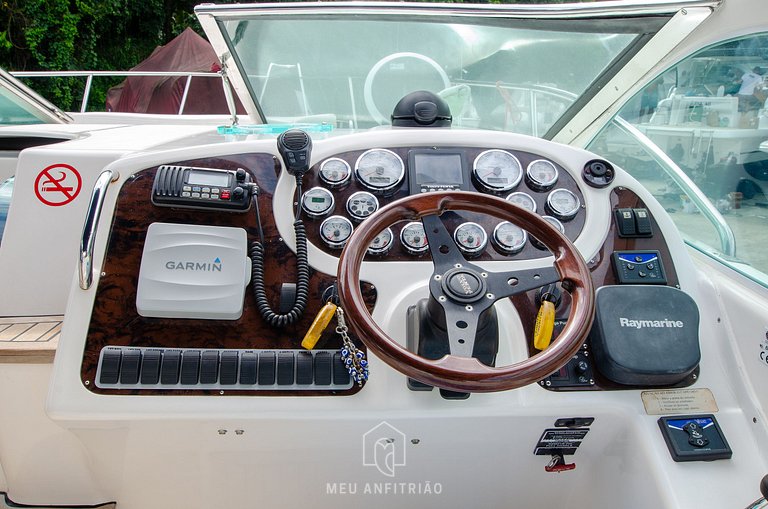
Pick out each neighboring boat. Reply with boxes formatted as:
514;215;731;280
0;2;767;508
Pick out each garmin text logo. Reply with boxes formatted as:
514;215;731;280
619;317;684;329
165;257;222;272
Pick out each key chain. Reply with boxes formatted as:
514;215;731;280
335;307;369;386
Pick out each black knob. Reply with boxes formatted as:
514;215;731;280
233;186;245;199
576;360;589;374
761;474;768;499
236;168;247;182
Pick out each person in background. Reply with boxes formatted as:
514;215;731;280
737;66;764;113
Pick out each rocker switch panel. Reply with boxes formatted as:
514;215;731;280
658;415;732;462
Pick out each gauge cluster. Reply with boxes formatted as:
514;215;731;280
301;146;586;261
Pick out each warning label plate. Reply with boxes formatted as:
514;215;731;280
534;428;589;456
641;388;718;415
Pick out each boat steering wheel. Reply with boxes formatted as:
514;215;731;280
337;191;595;392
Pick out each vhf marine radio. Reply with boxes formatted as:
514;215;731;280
152;165;252;211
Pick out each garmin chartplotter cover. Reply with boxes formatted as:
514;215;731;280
136;223;250;320
589;285;700;386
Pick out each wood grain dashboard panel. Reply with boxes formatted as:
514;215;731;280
81;153;374;396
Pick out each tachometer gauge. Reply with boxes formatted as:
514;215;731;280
301;187;334;218
453;222;488;257
492;222;527;255
472;149;522;193
526;159;559;191
505;191;537;213
400;221;429;255
319;158;351;188
346;191;379;222
531;215;565;250
319;215;353;249
355;149;405;193
367;227;394;256
546;188;580;221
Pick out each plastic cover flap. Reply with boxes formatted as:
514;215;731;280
136;222;249;320
589;285;700;386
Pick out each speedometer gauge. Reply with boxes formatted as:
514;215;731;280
367;227;394;256
546;188;580;221
355;149;405;193
400;221;429;255
492;222;527;255
505;191;537;213
472;149;522;193
453;222;488;257
319;215;353;249
526;159;559;191
319;158;351;188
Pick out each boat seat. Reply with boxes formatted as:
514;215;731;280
0;316;61;363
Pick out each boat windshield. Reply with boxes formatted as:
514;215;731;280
216;12;644;136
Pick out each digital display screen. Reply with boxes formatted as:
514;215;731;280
311;197;326;203
187;170;230;187
414;153;463;186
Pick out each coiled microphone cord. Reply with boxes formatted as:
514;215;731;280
249;175;310;327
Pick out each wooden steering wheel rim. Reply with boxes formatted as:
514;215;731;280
337;191;595;392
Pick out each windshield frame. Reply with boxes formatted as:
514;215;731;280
196;1;719;135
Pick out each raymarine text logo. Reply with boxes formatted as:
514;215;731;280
363;422;406;477
619;317;684;329
165;257;222;271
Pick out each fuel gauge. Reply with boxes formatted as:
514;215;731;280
319;158;351;188
492;222;527;255
546;188;580;221
526;159;559;192
319;215;353;249
400;221;429;256
367;227;394;256
453;222;488;257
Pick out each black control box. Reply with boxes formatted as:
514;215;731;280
658;415;732;462
612;250;667;284
152;165;251;212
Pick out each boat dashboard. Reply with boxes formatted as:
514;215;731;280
53;126;703;406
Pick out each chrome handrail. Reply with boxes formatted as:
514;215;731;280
79;170;117;290
10;71;224;114
613;116;736;257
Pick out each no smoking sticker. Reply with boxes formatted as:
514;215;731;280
34;164;82;206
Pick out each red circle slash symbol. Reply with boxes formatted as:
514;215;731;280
34;164;82;206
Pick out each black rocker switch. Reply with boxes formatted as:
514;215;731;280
633;208;653;236
615;208;636;237
683;421;709;447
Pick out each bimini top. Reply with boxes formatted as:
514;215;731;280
195;0;719;139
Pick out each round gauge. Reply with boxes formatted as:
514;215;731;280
453;222;488;257
546;188;580;221
492;222;527;255
346;191;379;222
367;227;394;256
505;191;537;213
531;215;565;250
319;158;351;188
301;187;335;218
472;149;523;193
355;149;405;193
526;159;559;191
319;215;354;249
400;221;429;255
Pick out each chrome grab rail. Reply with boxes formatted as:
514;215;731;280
613;116;737;258
10;71;223;114
79;170;117;290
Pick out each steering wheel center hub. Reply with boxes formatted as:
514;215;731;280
441;268;486;303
